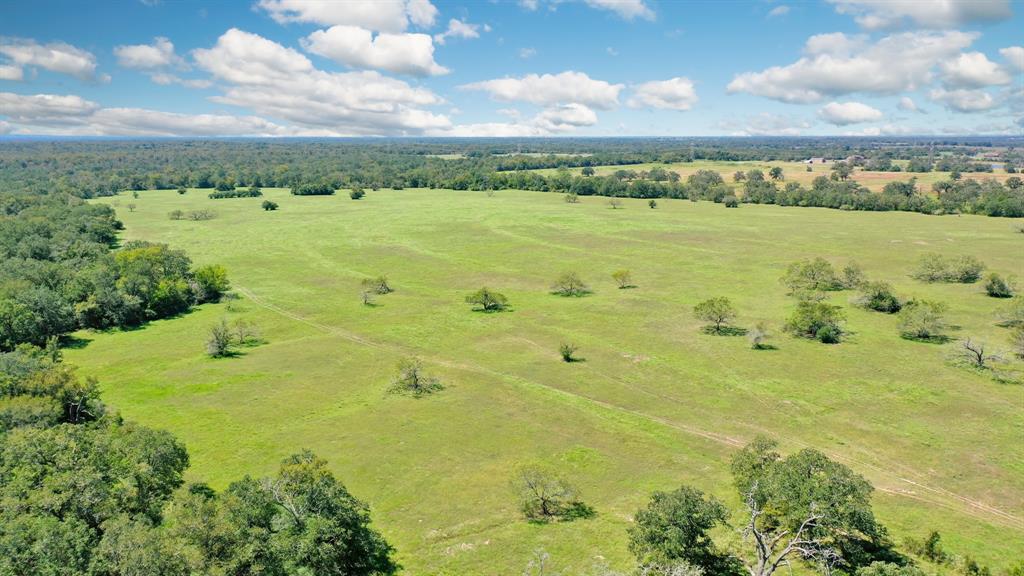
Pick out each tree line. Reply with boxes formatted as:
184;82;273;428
0;192;230;351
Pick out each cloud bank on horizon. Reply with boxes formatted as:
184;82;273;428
0;0;1020;137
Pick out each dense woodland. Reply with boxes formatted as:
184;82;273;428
1;138;1022;575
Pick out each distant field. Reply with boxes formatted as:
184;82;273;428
531;160;1013;193
70;188;1023;573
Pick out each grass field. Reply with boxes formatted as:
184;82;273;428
531;160;1013;193
69;187;1023;574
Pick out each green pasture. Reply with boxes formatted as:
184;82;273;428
69;187;1024;573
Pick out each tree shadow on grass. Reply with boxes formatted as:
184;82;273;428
701;325;748;336
900;333;954;344
526;502;596;525
60;334;93;350
470;306;514;314
751;344;779;351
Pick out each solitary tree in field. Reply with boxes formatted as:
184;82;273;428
350;188;365;200
769;166;784;181
551;272;590;297
582;166;596;177
748;322;772;350
649;199;658;209
564;192;580;204
206;319;234;357
465;287;509;312
362;276;393;295
389;358;442;396
127;203;137;212
177;186;187;195
261;200;278;211
512;465;589;522
608;198;623;209
693;297;737;334
897;300;948;341
559;343;579;362
612;269;634;289
955;338;1001;369
984;273;1015;298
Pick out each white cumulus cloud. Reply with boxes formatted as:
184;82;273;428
256;0;437;32
818;101;884;125
303;26;447;76
727;30;976;103
433;19;484;45
583;0;654;20
114;37;185;69
827;0;1011;29
898;96;921;112
998;46;1024;72
461;70;623;109
192;28;450;135
0;38;107;82
940;52;1011;88
627;77;698;111
929;88;997;112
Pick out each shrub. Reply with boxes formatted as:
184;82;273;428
608;198;623;209
785;301;845;343
897;300;948;341
723;195;739;208
693;297;737;334
389;358;442;396
564;192;580;204
361;276;393;295
551;272;589;297
208;189;262;199
559;343;578;362
648;199;658;209
465;287;509;312
996;297;1024;326
261;200;278;211
192;265;230;303
855;281;902;313
206;319;234;357
168;209;184;220
840;262;866;289
350;188;365;200
291;182;336;196
612;269;633;289
176;186;186;195
187;210;216;221
913;253;985;283
782;257;842;293
983;273;1014;298
748;322;771;349
1009;326;1024;359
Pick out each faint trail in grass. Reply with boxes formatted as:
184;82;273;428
235;285;1023;530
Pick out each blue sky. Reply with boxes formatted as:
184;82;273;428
1;0;1021;137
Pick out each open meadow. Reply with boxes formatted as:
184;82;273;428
68;187;1023;573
